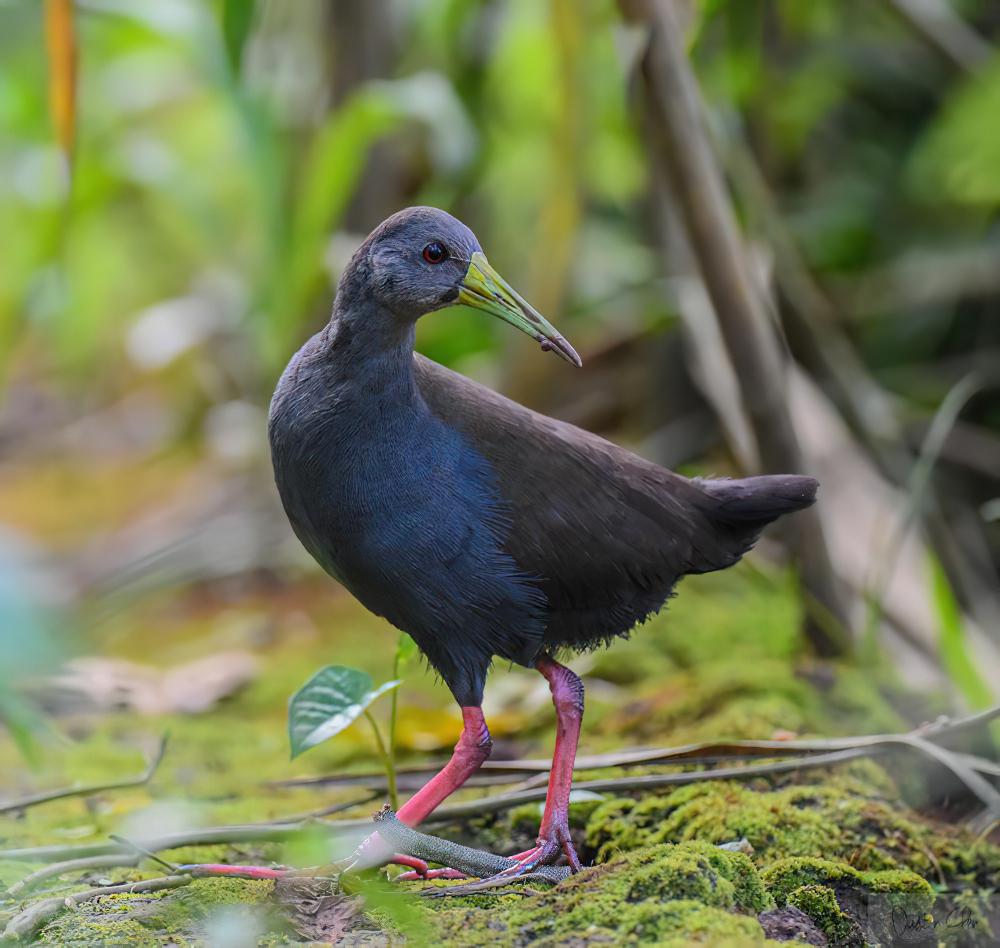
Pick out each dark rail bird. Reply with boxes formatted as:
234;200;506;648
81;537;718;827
267;207;817;881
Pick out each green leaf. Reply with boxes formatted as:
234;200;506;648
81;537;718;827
929;556;993;710
288;666;401;759
222;0;256;75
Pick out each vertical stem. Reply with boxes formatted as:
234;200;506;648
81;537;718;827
630;0;851;655
388;653;400;768
364;709;398;811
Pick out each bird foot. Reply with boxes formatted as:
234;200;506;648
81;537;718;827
396;827;581;888
492;829;582;878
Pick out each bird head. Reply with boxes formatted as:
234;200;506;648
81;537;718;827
361;206;582;367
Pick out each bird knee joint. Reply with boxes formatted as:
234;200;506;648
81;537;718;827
552;671;585;716
459;724;493;760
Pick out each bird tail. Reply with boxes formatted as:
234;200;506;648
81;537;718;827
694;474;818;530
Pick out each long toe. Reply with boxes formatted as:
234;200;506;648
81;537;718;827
504;821;581;876
395;867;469;882
178;863;290;880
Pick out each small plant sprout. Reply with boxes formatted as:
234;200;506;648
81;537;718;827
288;665;401;808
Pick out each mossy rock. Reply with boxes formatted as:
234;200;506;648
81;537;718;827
763;856;935;946
584;767;997;879
427;841;772;946
787;884;863;946
35;878;279;947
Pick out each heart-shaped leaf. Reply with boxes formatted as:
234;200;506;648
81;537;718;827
288;665;400;759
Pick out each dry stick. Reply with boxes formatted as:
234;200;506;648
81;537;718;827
633;0;850;655
901;736;1000;836
424;748;871;823
267;771;525;791
887;0;993;74
1;875;190;943
0;734;168;816
275;710;1000;787
3;855;139;899
721;131;900;445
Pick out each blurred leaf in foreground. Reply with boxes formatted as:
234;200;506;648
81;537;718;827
0;532;64;763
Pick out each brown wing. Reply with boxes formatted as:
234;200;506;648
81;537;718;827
414;355;744;650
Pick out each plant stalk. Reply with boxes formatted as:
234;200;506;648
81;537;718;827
364;709;398;811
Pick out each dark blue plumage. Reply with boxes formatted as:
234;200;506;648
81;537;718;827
269;325;547;706
268;207;818;708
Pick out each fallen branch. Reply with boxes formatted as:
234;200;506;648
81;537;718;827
0;735;168;816
273;708;1000;787
4;855;139;899
888;0;993;74
0;820;326;865
1;874;190;943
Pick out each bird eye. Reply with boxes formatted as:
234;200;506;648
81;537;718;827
422;241;448;264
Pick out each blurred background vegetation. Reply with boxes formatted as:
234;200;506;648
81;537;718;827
1;0;999;778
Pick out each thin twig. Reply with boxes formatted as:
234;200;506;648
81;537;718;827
1;875;190;943
277;791;382;823
887;0;993;74
107;835;178;875
0;734;168;816
422;879;547;898
273;710;1000;785
423;748;872;823
0;821;322;865
3;855;139;899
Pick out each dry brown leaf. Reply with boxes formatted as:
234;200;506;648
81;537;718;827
32;650;259;715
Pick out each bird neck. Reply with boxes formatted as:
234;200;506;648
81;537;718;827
323;298;419;404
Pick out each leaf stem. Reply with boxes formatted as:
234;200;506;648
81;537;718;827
364;709;398;811
389;653;399;769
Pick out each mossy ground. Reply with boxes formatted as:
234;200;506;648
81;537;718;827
1;560;997;944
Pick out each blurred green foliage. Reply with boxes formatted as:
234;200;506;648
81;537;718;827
0;1;996;411
1;0;998;728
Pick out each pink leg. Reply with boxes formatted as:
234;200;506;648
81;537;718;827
501;656;584;874
181;706;492;879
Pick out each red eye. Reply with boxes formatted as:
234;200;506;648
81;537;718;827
422;241;448;264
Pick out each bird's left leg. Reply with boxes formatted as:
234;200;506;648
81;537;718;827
496;655;584;874
178;707;492;881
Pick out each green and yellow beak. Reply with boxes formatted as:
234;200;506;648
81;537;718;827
458;252;582;367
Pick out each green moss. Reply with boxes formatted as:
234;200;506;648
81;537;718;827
428;842;770;945
584;768;997;879
541;899;767;947
763;857;936;948
33;877;278;947
761;856;933;907
787;884;862;946
37;887;190;947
